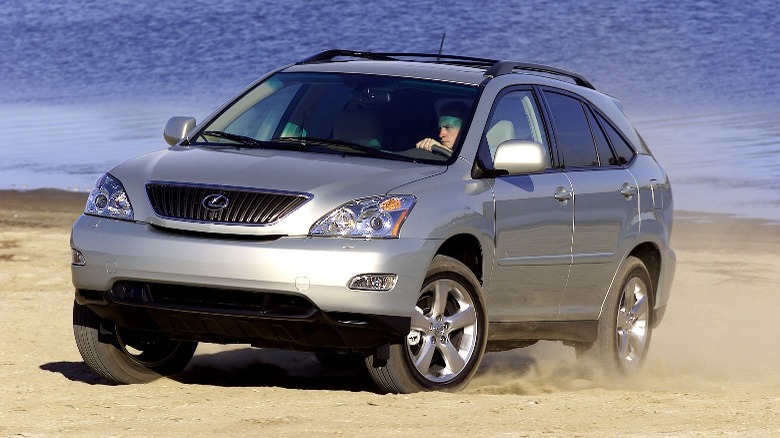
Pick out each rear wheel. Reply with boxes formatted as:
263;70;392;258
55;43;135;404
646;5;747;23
365;255;487;393
73;301;197;384
576;256;653;375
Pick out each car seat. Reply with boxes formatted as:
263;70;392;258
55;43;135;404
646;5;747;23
333;109;382;148
486;120;516;158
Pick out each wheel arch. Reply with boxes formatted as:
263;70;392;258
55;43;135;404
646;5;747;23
627;241;661;311
628;242;661;292
435;233;484;284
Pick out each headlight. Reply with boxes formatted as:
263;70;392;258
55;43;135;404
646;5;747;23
85;173;134;221
310;195;416;239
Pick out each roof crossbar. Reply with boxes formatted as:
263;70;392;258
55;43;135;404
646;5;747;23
373;52;498;66
484;61;595;89
297;50;397;64
298;49;498;66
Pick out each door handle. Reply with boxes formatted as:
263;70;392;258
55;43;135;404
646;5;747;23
554;186;572;203
620;183;637;200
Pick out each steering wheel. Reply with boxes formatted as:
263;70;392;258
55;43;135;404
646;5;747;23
431;144;452;158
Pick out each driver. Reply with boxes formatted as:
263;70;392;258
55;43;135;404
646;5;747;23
416;102;469;153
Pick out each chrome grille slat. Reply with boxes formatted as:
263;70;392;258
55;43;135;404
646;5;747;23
251;193;270;223
234;191;255;223
186;186;195;219
258;195;282;223
246;193;265;223
146;183;311;226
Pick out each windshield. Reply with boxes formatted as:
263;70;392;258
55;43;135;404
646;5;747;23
195;72;479;163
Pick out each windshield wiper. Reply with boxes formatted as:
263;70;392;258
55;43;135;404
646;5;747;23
199;131;268;149
274;136;375;153
274;136;414;162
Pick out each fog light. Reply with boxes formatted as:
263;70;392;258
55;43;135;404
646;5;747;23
348;274;397;292
71;249;86;266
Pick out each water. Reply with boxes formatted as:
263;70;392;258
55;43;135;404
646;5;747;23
1;0;778;220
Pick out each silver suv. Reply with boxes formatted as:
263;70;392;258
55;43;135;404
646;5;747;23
71;50;675;393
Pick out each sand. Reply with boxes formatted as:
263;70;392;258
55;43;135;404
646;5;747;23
1;189;779;437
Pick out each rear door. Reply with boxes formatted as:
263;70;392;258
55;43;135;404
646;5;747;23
540;89;640;320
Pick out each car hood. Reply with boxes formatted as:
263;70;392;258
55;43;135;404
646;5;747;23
110;146;445;235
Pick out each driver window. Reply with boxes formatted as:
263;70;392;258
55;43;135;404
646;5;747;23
485;91;549;167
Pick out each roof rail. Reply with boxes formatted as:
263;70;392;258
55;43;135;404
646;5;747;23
484;61;595;89
297;50;596;90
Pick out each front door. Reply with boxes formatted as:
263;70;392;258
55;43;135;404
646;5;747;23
482;89;574;321
490;173;574;321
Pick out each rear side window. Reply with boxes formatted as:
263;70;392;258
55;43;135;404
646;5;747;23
584;106;615;167
543;91;599;167
596;113;636;165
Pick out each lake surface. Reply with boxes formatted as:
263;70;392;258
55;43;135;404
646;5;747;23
1;0;778;220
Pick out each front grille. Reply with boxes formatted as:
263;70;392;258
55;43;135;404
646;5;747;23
146;182;311;225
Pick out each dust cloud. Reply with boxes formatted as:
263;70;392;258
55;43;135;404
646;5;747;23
465;215;780;397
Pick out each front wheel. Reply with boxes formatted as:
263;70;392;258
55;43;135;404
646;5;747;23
365;255;487;393
73;301;197;384
576;256;653;376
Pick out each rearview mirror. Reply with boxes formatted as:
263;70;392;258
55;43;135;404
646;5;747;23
493;140;548;175
164;116;197;146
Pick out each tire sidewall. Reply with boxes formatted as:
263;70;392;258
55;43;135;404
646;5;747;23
402;255;488;391
73;302;196;384
599;256;654;374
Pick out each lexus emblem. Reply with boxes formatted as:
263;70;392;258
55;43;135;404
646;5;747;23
202;193;229;211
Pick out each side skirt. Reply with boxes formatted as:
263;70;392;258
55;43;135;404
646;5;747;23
487;320;598;352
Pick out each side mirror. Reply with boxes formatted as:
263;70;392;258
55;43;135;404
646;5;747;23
493;140;548;175
163;116;196;146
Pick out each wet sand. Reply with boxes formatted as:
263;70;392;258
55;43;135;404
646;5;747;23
1;189;779;436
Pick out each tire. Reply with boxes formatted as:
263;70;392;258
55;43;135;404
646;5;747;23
73;301;197;384
365;255;487;393
576;256;653;376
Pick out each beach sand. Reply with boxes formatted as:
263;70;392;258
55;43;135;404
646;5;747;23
1;189;779;436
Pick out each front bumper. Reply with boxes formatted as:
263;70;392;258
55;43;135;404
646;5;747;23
71;215;439;348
